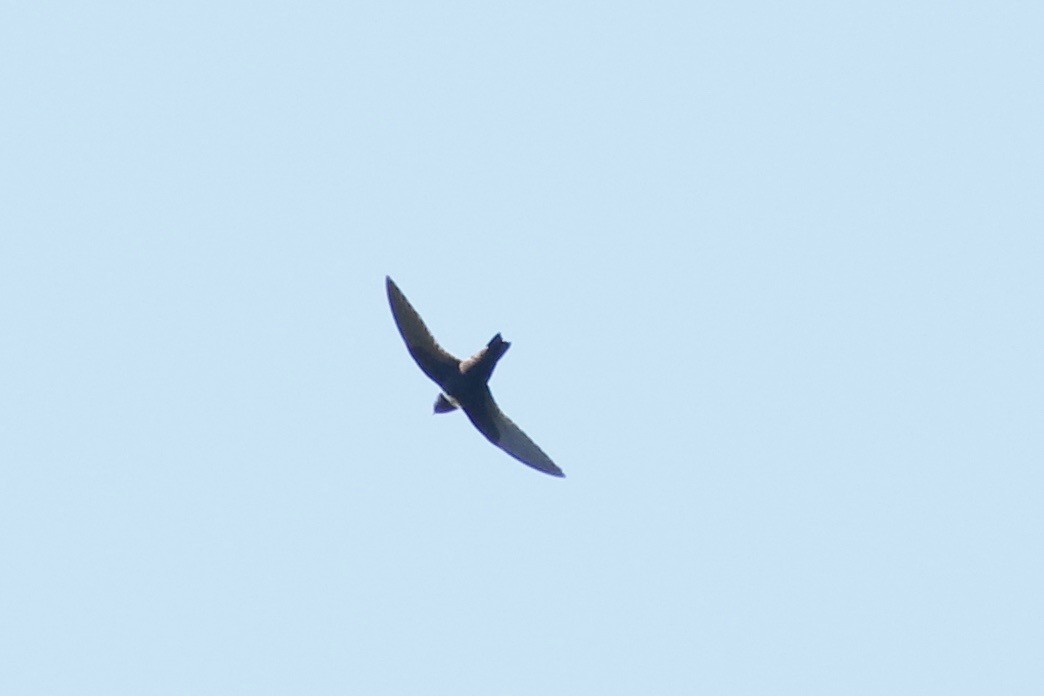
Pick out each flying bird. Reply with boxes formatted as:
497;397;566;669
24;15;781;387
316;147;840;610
385;276;564;477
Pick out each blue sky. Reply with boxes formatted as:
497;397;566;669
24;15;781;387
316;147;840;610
2;2;1041;693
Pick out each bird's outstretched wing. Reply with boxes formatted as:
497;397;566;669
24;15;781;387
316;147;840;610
386;276;460;385
461;387;564;477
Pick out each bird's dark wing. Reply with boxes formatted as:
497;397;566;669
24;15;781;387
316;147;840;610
386;276;460;385
461;387;564;477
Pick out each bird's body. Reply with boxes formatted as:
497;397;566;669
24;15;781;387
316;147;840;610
385;276;564;477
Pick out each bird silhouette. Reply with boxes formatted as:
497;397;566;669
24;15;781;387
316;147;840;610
385;276;564;477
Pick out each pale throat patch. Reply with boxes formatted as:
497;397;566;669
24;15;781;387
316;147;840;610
441;393;460;408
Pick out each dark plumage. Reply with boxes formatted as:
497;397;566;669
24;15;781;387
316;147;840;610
385;276;564;478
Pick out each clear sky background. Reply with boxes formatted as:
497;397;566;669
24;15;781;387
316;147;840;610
2;2;1041;694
